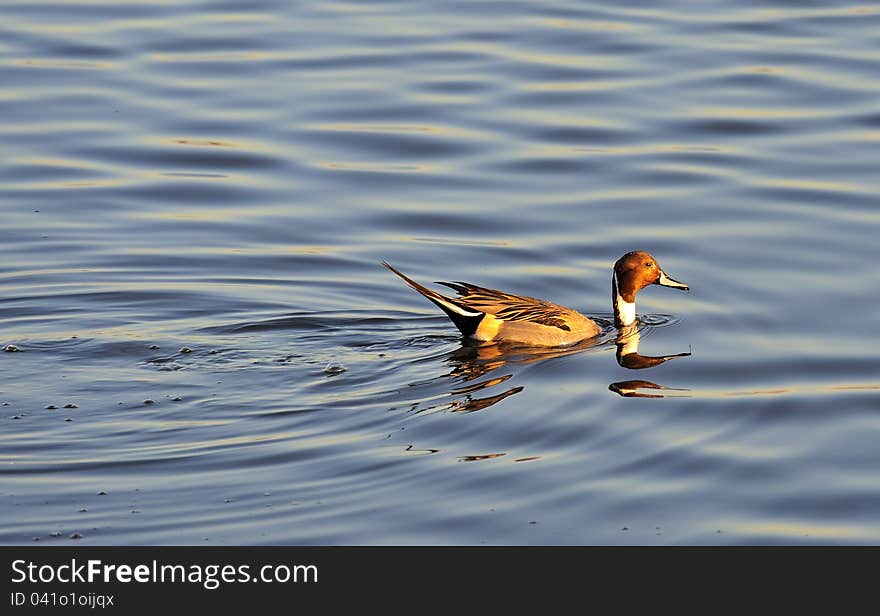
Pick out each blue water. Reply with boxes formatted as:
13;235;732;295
1;1;879;545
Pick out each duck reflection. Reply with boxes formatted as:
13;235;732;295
438;336;604;412
608;380;689;398
425;322;690;413
608;324;690;398
447;336;603;381
614;324;690;369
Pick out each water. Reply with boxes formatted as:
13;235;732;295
1;1;878;545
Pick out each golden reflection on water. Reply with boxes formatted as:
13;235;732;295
644;161;739;179
740;64;877;91
839;130;880;143
574;144;734;156
696;106;833;120
529;80;643;92
447;42;619;71
756;178;868;194
617;4;877;23
160;172;228;179
17;179;129;190
720;383;880;398
312;123;470;135
317;161;430;173
148;51;276;63
133;206;285;222
736;522;866;540
534;17;646;32
556;185;692;203
17;157;98;169
12;59;116;70
0;120;121;136
17;18;173;35
404;236;512;247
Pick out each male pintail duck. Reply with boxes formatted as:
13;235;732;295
382;251;688;346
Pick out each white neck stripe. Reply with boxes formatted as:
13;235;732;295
613;270;636;326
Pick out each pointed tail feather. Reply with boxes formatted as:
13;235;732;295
381;261;484;336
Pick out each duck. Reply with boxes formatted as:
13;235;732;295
382;251;688;347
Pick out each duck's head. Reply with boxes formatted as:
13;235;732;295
612;251;688;327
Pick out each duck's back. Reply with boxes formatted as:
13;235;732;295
444;283;600;345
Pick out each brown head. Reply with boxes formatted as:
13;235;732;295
612;251;688;327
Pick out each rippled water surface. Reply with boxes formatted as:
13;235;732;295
2;1;879;545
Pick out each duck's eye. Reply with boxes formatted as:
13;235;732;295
645;262;653;268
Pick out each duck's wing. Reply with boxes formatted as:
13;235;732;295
437;281;576;332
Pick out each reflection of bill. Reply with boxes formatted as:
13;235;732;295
609;380;690;398
615;324;690;370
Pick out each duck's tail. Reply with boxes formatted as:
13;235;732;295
381;261;485;337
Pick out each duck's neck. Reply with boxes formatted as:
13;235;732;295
612;271;636;327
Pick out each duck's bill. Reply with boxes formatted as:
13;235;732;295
656;270;689;291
